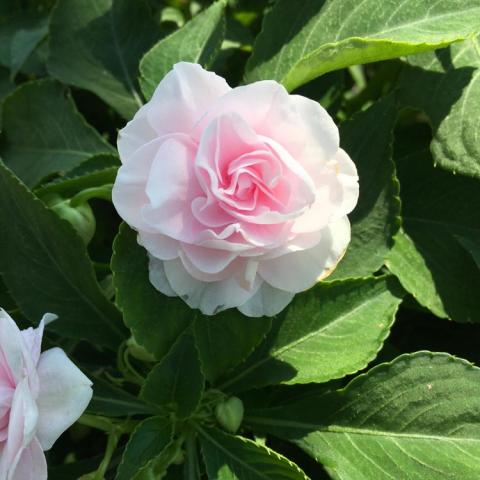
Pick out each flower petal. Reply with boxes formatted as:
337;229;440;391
148;62;231;136
197;80;339;170
138;231;179;261
0;310;25;386
163;258;260;315
141;136;204;241
181;243;237;275
35;348;93;451
112;137;165;232
148;254;178;297
9;438;47;480
238;283;294;317
258;217;351;293
118;63;230;160
0;378;38;477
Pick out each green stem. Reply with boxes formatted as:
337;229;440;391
93;428;121;480
78;413;137;434
185;434;201;480
78;414;114;432
70;184;113;207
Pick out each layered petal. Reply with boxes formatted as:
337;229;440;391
112;137;165;232
35;348;93;451
163;258;260;315
113;63;359;317
0;378;38;478
0;310;24;386
238;283;294;317
195;80;339;174
141;136;204;242
8;438;47;480
259;217;351;293
118;63;230;160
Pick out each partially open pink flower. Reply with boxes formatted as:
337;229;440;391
0;309;92;479
113;63;359;316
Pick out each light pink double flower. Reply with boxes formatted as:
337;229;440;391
0;309;92;480
113;63;359;317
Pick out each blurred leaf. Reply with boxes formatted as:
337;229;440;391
141;333;204;419
116;416;173;480
456;234;480;269
48;0;162;119
0;66;14;99
398;35;480;178
247;352;480;480
386;148;480;322
36;158;119;199
245;0;480;91
0;80;114;187
133;438;184;480
88;376;154;417
199;427;308;480
0;162;127;349
49;456;103;480
111;223;194;359
65;154;120;177
219;276;403;392
0;10;48;78
329;95;400;280
140;0;226;99
194;310;271;384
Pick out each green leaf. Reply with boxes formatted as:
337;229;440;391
48;0;162;119
198;427;308;480
245;0;480;90
398;35;480;178
141;333;204;419
65;154;120;178
133;438;184;480
111;223;194;359
194;311;271;384
329;95;400;280
0;66;14;100
246;352;480;480
140;0;226;99
0;80;114;187
87;376;154;417
218;276;403;392
116;417;173;480
386;148;480;322
0;162;126;349
35;157;119;200
0;10;48;78
456;234;480;269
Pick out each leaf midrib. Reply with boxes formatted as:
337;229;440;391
198;428;273;480
246;416;480;443
219;283;388;389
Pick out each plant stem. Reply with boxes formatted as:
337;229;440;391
70;184;113;207
185;434;201;480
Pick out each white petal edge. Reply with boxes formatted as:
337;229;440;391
9;438;47;480
35;348;93;451
148;254;177;297
163;258;260;315
258;216;351;293
238;283;295;317
0;310;25;384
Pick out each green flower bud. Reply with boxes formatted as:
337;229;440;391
45;194;96;245
126;335;156;362
215;396;244;434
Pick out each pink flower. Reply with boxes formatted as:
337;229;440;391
0;309;92;479
113;63;359;316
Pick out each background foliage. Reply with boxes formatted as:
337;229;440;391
0;0;479;478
